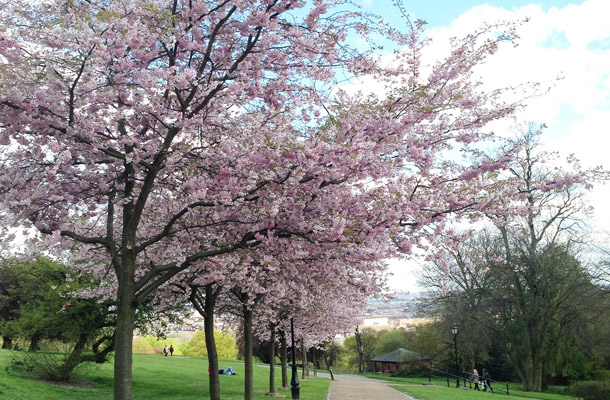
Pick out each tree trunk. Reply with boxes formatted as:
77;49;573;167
269;327;276;394
305;344;309;377
58;331;89;381
29;333;41;352
280;330;288;389
541;363;549;392
2;336;12;349
513;333;545;392
204;285;221;400
523;365;534;392
243;307;254;400
533;361;543;392
512;354;533;391
114;275;137;400
355;326;363;373
301;339;307;379
312;347;317;377
512;356;526;390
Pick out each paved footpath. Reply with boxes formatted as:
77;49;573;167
316;372;417;400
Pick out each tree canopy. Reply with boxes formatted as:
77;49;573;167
419;127;608;391
0;1;541;398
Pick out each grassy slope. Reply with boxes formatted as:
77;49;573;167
390;385;577;400
0;350;329;400
363;376;578;400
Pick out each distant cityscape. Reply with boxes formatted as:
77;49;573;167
173;293;430;337
352;294;431;335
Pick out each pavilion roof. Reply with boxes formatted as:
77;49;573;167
370;348;429;363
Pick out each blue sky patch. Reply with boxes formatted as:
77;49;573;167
372;0;584;27
538;30;571;50
587;37;610;51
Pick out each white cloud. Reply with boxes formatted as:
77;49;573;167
383;0;610;289
423;0;610;230
385;257;423;293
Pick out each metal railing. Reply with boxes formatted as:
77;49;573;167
460;370;510;396
426;367;464;388
426;367;510;395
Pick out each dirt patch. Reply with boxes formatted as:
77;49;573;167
264;392;286;397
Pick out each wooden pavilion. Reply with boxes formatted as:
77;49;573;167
370;348;431;374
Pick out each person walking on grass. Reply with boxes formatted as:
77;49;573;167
169;345;174;356
470;368;481;391
483;368;494;392
163;345;168;357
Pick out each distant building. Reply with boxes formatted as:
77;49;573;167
370;348;431;374
363;317;389;327
359;317;432;331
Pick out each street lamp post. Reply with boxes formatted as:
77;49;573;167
290;317;300;399
451;325;460;388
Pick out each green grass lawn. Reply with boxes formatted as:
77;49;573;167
362;374;578;400
0;350;329;399
389;385;577;400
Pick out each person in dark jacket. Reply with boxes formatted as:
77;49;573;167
482;368;494;392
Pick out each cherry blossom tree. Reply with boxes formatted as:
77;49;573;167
0;1;389;397
242;252;384;397
179;234;386;399
0;1;534;399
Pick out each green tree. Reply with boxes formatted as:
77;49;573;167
132;337;155;354
321;341;343;370
342;327;377;372
402;322;457;372
374;329;408;357
544;285;610;382
142;336;181;354
419;127;608;391
421;233;604;390
1;257;115;381
0;259;22;349
183;330;238;359
1;258;114;350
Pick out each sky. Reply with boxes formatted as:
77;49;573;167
365;0;610;292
